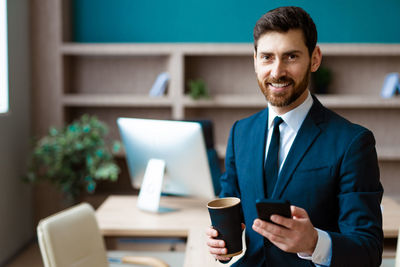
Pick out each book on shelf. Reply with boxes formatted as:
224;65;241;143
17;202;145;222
381;73;399;98
149;72;170;97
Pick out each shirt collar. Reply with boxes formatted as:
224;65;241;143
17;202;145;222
268;91;313;133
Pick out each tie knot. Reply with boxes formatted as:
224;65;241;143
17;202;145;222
273;116;283;127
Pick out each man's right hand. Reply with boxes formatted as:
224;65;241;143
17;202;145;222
205;226;232;261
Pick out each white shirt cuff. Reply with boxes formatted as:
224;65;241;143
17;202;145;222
297;228;332;266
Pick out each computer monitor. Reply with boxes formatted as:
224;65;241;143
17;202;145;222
117;118;215;212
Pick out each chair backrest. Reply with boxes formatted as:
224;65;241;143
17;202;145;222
37;203;109;267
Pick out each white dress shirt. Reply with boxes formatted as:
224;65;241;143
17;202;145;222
265;91;332;266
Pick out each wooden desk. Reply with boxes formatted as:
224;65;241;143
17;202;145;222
96;195;400;266
95;195;224;267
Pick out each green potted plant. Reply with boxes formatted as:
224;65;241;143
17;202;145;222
311;66;333;94
188;79;210;100
25;114;120;202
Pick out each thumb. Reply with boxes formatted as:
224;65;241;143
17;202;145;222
290;205;309;219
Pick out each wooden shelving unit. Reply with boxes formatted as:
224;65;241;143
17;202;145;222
56;42;400;199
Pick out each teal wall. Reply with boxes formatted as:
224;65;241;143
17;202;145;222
73;0;400;43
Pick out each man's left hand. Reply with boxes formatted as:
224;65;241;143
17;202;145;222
252;205;318;255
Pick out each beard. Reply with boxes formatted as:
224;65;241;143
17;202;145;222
257;66;311;107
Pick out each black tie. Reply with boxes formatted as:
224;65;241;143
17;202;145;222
265;116;284;197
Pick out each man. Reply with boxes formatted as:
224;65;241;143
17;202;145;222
206;6;383;267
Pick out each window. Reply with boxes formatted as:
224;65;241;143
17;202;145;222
0;0;8;114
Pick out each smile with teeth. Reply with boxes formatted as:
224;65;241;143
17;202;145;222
270;82;291;88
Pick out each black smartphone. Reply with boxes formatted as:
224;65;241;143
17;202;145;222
256;199;291;223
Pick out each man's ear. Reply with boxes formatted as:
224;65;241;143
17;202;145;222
310;46;322;72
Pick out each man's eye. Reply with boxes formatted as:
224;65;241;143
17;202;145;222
288;54;297;60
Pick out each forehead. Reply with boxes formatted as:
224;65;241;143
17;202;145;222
256;29;308;54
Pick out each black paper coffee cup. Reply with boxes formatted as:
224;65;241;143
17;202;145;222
207;197;243;257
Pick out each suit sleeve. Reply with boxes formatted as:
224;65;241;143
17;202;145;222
329;130;383;267
219;121;241;199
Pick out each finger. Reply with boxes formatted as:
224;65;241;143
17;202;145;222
206;238;225;248
252;219;288;238
252;221;288;246
252;221;293;251
215;255;232;261
290;206;308;219
270;214;294;229
208;246;228;255
241;223;246;230
205;226;219;237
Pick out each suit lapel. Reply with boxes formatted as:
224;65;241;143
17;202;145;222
272;97;325;199
252;108;269;200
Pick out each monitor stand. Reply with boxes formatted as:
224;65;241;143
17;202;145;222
137;159;177;213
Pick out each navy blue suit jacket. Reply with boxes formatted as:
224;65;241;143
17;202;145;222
220;96;383;267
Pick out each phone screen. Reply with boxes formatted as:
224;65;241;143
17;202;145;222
256;199;291;223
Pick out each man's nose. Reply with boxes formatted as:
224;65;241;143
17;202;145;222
270;60;287;79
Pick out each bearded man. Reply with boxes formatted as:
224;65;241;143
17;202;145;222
206;6;383;267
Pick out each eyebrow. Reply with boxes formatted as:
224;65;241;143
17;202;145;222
283;50;303;55
258;50;303;56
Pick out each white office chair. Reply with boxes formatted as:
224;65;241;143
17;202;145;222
37;202;169;267
396;226;400;267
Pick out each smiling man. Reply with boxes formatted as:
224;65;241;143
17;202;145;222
206;6;383;267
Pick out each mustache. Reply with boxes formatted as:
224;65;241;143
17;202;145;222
264;76;294;85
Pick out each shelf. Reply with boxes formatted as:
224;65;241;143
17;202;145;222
317;95;400;109
61;43;400;57
183;95;266;108
60;43;253;56
377;147;400;161
216;145;227;159
183;95;400;109
67;93;400;110
62;94;173;107
60;43;175;56
320;44;400;56
178;43;253;55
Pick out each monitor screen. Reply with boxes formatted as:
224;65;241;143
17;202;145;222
117;118;215;199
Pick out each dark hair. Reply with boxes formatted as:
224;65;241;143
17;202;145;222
253;6;317;56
